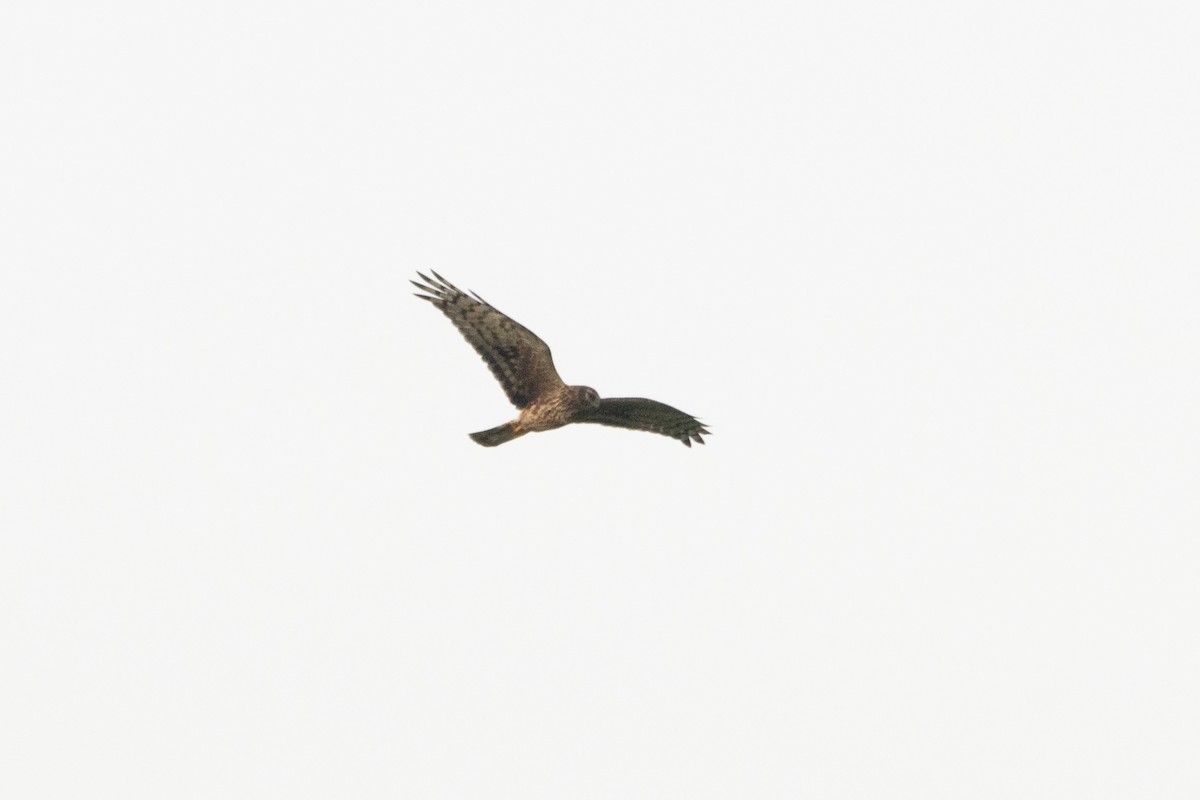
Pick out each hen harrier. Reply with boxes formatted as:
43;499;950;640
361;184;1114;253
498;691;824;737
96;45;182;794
412;271;709;447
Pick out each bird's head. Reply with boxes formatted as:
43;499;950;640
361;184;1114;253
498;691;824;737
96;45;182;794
575;386;601;410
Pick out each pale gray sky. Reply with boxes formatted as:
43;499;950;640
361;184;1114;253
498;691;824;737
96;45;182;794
3;1;1198;797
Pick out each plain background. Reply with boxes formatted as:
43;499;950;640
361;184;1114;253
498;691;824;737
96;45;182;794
2;1;1197;797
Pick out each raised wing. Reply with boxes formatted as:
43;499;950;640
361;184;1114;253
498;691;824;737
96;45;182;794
412;271;565;408
574;397;710;447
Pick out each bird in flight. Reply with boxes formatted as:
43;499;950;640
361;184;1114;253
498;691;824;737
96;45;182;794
412;271;709;447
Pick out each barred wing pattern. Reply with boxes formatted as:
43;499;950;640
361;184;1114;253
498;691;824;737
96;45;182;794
411;271;564;409
574;398;710;447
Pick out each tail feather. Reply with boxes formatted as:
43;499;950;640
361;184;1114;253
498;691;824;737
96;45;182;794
469;421;525;447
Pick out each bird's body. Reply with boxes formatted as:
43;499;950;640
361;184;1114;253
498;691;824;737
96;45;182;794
519;384;602;433
412;271;708;447
469;385;602;446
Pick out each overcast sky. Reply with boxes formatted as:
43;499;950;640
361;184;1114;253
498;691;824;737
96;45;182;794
3;1;1198;797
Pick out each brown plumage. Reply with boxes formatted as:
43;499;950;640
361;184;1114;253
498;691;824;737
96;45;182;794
412;271;709;447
